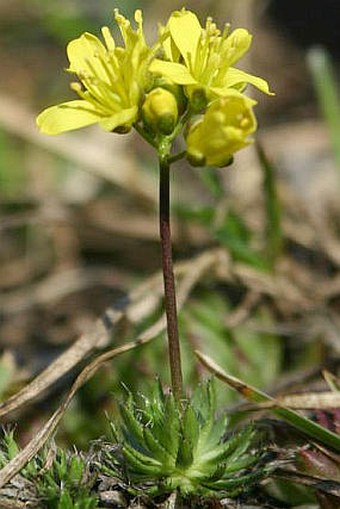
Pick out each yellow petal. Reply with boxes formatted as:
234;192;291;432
149;59;197;85
159;25;180;62
36;100;102;135
222;68;274;95
168;9;202;67
67;33;109;84
99;106;138;132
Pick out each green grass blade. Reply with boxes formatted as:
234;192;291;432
143;427;176;465
307;46;340;172
256;141;283;267
196;351;340;452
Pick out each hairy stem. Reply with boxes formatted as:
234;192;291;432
159;155;184;401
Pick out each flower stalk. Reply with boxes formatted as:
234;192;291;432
159;153;184;401
35;5;273;404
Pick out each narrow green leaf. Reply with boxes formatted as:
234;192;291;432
198;168;225;199
204;468;268;492
214;227;269;271
58;491;73;509
224;453;258;474
120;403;144;445
160;395;180;455
109;422;121;442
176;435;194;468
323;370;340;392
4;432;19;461
182;403;200;448
256;141;283;266
197;351;340;452
122;443;161;475
143;427;176;466
221;426;255;468
194;385;216;453
307;46;340;173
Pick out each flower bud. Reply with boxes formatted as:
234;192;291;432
152;78;187;115
186;91;256;168
142;87;179;135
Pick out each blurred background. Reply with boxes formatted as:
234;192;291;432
1;0;340;449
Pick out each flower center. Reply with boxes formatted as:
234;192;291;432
192;19;232;88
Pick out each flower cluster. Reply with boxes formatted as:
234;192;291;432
36;8;273;167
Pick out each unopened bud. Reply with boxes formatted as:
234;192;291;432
142;87;178;135
152;78;188;115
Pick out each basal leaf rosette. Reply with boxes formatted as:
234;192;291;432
186;91;257;168
108;381;270;498
150;8;273;107
37;10;153;135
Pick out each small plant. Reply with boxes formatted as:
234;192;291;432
0;431;98;508
103;380;270;499
34;6;274;504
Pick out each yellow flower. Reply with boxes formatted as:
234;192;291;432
37;10;152;135
186;91;257;167
149;9;273;103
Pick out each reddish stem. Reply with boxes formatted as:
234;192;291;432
159;156;184;401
